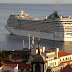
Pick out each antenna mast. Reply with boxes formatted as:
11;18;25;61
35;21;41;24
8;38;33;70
23;40;25;48
32;37;34;48
28;32;30;49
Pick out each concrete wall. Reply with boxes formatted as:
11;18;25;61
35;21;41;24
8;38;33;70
44;63;47;72
14;64;18;72
40;64;43;72
31;49;38;55
46;52;55;56
2;64;18;72
12;59;22;62
3;66;14;72
46;57;55;61
0;66;3;72
59;55;72;63
48;58;60;67
33;64;36;72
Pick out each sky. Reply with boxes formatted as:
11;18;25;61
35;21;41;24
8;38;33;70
0;0;72;4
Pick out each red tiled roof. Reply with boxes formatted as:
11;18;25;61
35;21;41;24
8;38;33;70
2;70;10;72
58;51;71;57
19;63;32;69
4;62;32;69
12;57;21;60
1;62;16;68
62;64;72;71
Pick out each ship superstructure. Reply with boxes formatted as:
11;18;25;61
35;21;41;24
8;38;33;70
5;10;72;41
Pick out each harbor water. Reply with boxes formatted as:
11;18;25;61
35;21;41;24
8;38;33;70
0;3;72;53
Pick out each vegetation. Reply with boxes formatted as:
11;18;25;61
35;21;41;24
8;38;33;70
0;51;11;62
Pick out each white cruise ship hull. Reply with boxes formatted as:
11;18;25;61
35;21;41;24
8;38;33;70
5;25;72;41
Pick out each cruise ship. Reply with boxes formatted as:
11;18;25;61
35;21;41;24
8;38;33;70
5;10;72;41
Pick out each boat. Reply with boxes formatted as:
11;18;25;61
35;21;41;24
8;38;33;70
5;10;72;41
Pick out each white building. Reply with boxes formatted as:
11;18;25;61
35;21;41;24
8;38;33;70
0;62;18;72
31;47;72;72
0;62;32;72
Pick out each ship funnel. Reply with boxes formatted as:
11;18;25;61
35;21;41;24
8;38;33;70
53;11;59;18
54;11;57;14
53;11;58;15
